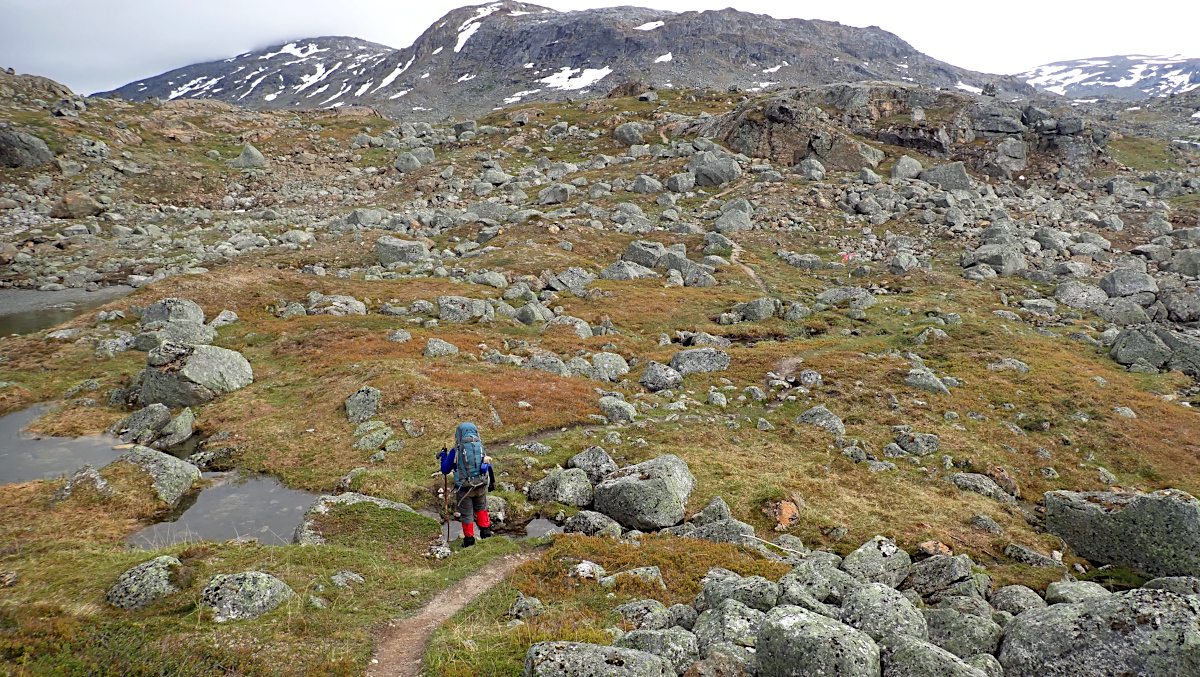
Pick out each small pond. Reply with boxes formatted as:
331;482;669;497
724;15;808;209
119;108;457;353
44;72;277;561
0;285;133;336
0;403;124;485
128;472;319;549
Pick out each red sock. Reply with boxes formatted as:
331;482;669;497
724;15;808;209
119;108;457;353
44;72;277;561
462;523;475;538
476;510;491;528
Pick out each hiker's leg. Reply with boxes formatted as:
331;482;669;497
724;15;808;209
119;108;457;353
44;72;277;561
457;487;477;546
471;486;493;537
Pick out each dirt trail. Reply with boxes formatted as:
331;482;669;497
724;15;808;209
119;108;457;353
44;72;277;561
730;243;767;292
367;552;535;677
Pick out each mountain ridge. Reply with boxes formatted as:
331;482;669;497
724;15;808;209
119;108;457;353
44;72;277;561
1018;54;1200;101
96;1;1034;119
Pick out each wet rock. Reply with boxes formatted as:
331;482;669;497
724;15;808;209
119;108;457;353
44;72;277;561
201;571;295;622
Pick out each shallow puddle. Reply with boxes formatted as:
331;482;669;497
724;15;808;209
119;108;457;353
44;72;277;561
0;403;124;485
0;286;133;336
128;472;318;548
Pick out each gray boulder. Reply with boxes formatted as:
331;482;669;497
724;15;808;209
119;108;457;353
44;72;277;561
842;535;912;588
780;560;862;607
294;492;416;545
591;353;630;382
841;582;929;642
141;298;205;325
795;405;846;435
689;518;755;546
599;396;637;423
201;571;295;622
757;605;881;677
614;627;699;676
891;156;923;180
425;338;460;358
0;130;55;168
691;496;732;526
437;295;492;322
377;237;429;265
1100;269;1158;298
528;468;594;508
106;556;184;610
108;445;200;508
229;144;266;169
615;122;653;146
922;608;1002;659
881;635;989;677
947;473;1016;506
989;585;1046;615
689;151;743;187
795;158;826;181
568;446;618;484
702;569;781;612
524;641;672;676
919;162;972;190
345;386;381;423
1045;489;1200;577
640;361;683;392
600;260;660;281
1045;580;1111;605
393;152;422;173
1109;326;1172;368
902;555;974;598
115;404;172;443
563;510;622;538
593;455;695;530
668;347;730;376
1054;281;1108;311
997;589;1200;677
692;598;764;668
139;342;253;408
666;172;695;193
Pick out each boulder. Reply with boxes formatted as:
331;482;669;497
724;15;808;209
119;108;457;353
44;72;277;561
1099;269;1158;298
780;559;862;608
525;641;672;676
692;598;764;668
591;353;630;382
106;556;184;610
0;130;55;168
201;571;295;622
841;582;929;642
1044;580;1111;605
703;97;883;170
842;535;912;588
528;468;594;508
919;162;972;190
141;298;205;325
1045;489;1200;577
881;635;989;677
795;405;846;435
989;585;1045;615
437;295;492;323
567;446;618;484
345;386;381;423
902;555;974;598
563;510;622;538
294;492;416;545
615;122;653;147
757;605;881;677
688;151;743;187
51;192;105;219
668;348;730;377
425;338;460;358
593;455;696;530
922;608;1002;659
997;589;1200;677
891;155;923;180
229;144;266;169
1109;326;1172;368
393;152;422;173
115;404;172;443
947;473;1016;505
599;396;637;423
689;518;756;546
377;237;429;265
614;627;699;675
139;342;253;408
108;445;200;508
795;158;826;180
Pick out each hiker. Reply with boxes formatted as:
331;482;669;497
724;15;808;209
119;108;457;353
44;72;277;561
438;422;495;548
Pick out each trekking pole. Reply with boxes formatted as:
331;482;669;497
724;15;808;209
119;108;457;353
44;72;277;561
443;473;450;544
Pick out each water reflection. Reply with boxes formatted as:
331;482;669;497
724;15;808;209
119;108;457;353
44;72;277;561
0;403;124;485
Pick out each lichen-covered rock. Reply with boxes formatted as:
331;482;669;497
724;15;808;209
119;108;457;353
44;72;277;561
201;571;295;622
780;559;863;606
567;446;618;484
563;510;622;538
688;518;755;547
593;455;695;530
1044;580;1111;605
756;605;881;677
693;598;764;667
701;568;781;612
1045;489;1200;577
997;589;1200;677
139;342;253;408
841;582;929;642
107;445;200;508
614;627;699;675
425;337;460;357
640;361;683;392
903;555;974;598
598;396;637;423
528;468;594;508
294;493;416;545
922;608;1002;659
524;641;672;677
795;404;846;435
842;535;912;588
345;386;381;423
106;556;183;610
881;635;989;677
668;347;730;377
989;585;1045;615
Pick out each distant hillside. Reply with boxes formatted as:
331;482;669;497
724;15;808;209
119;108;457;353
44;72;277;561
1019;54;1200;100
97;1;1032;119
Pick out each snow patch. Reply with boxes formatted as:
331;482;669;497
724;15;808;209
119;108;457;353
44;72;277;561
524;63;534;68
1193;111;1200;118
457;73;476;82
373;57;413;92
539;66;613;91
456;22;482;53
432;47;443;55
354;81;373;97
634;21;664;31
296;61;341;95
264;92;279;102
388;89;411;100
421;73;430;79
955;81;983;95
505;89;541;104
260;43;327;61
762;62;789;74
655;53;672;63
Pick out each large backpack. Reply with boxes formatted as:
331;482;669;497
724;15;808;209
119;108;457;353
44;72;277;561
453;422;488;489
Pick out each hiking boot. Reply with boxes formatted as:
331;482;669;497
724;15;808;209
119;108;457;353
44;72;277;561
462;536;476;548
479;527;494;539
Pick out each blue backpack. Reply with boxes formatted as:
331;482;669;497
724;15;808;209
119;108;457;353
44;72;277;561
453;422;488;488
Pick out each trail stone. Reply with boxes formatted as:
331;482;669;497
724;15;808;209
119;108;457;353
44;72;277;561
108;445;200;508
842;535;912;588
997;589;1200;677
757;605;881;677
201;571;295;622
345;386;381;423
1045;489;1200;577
593;454;695;530
140;342;253;408
106;556;183;610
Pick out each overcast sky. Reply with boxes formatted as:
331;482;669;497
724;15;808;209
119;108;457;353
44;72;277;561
0;0;1194;95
